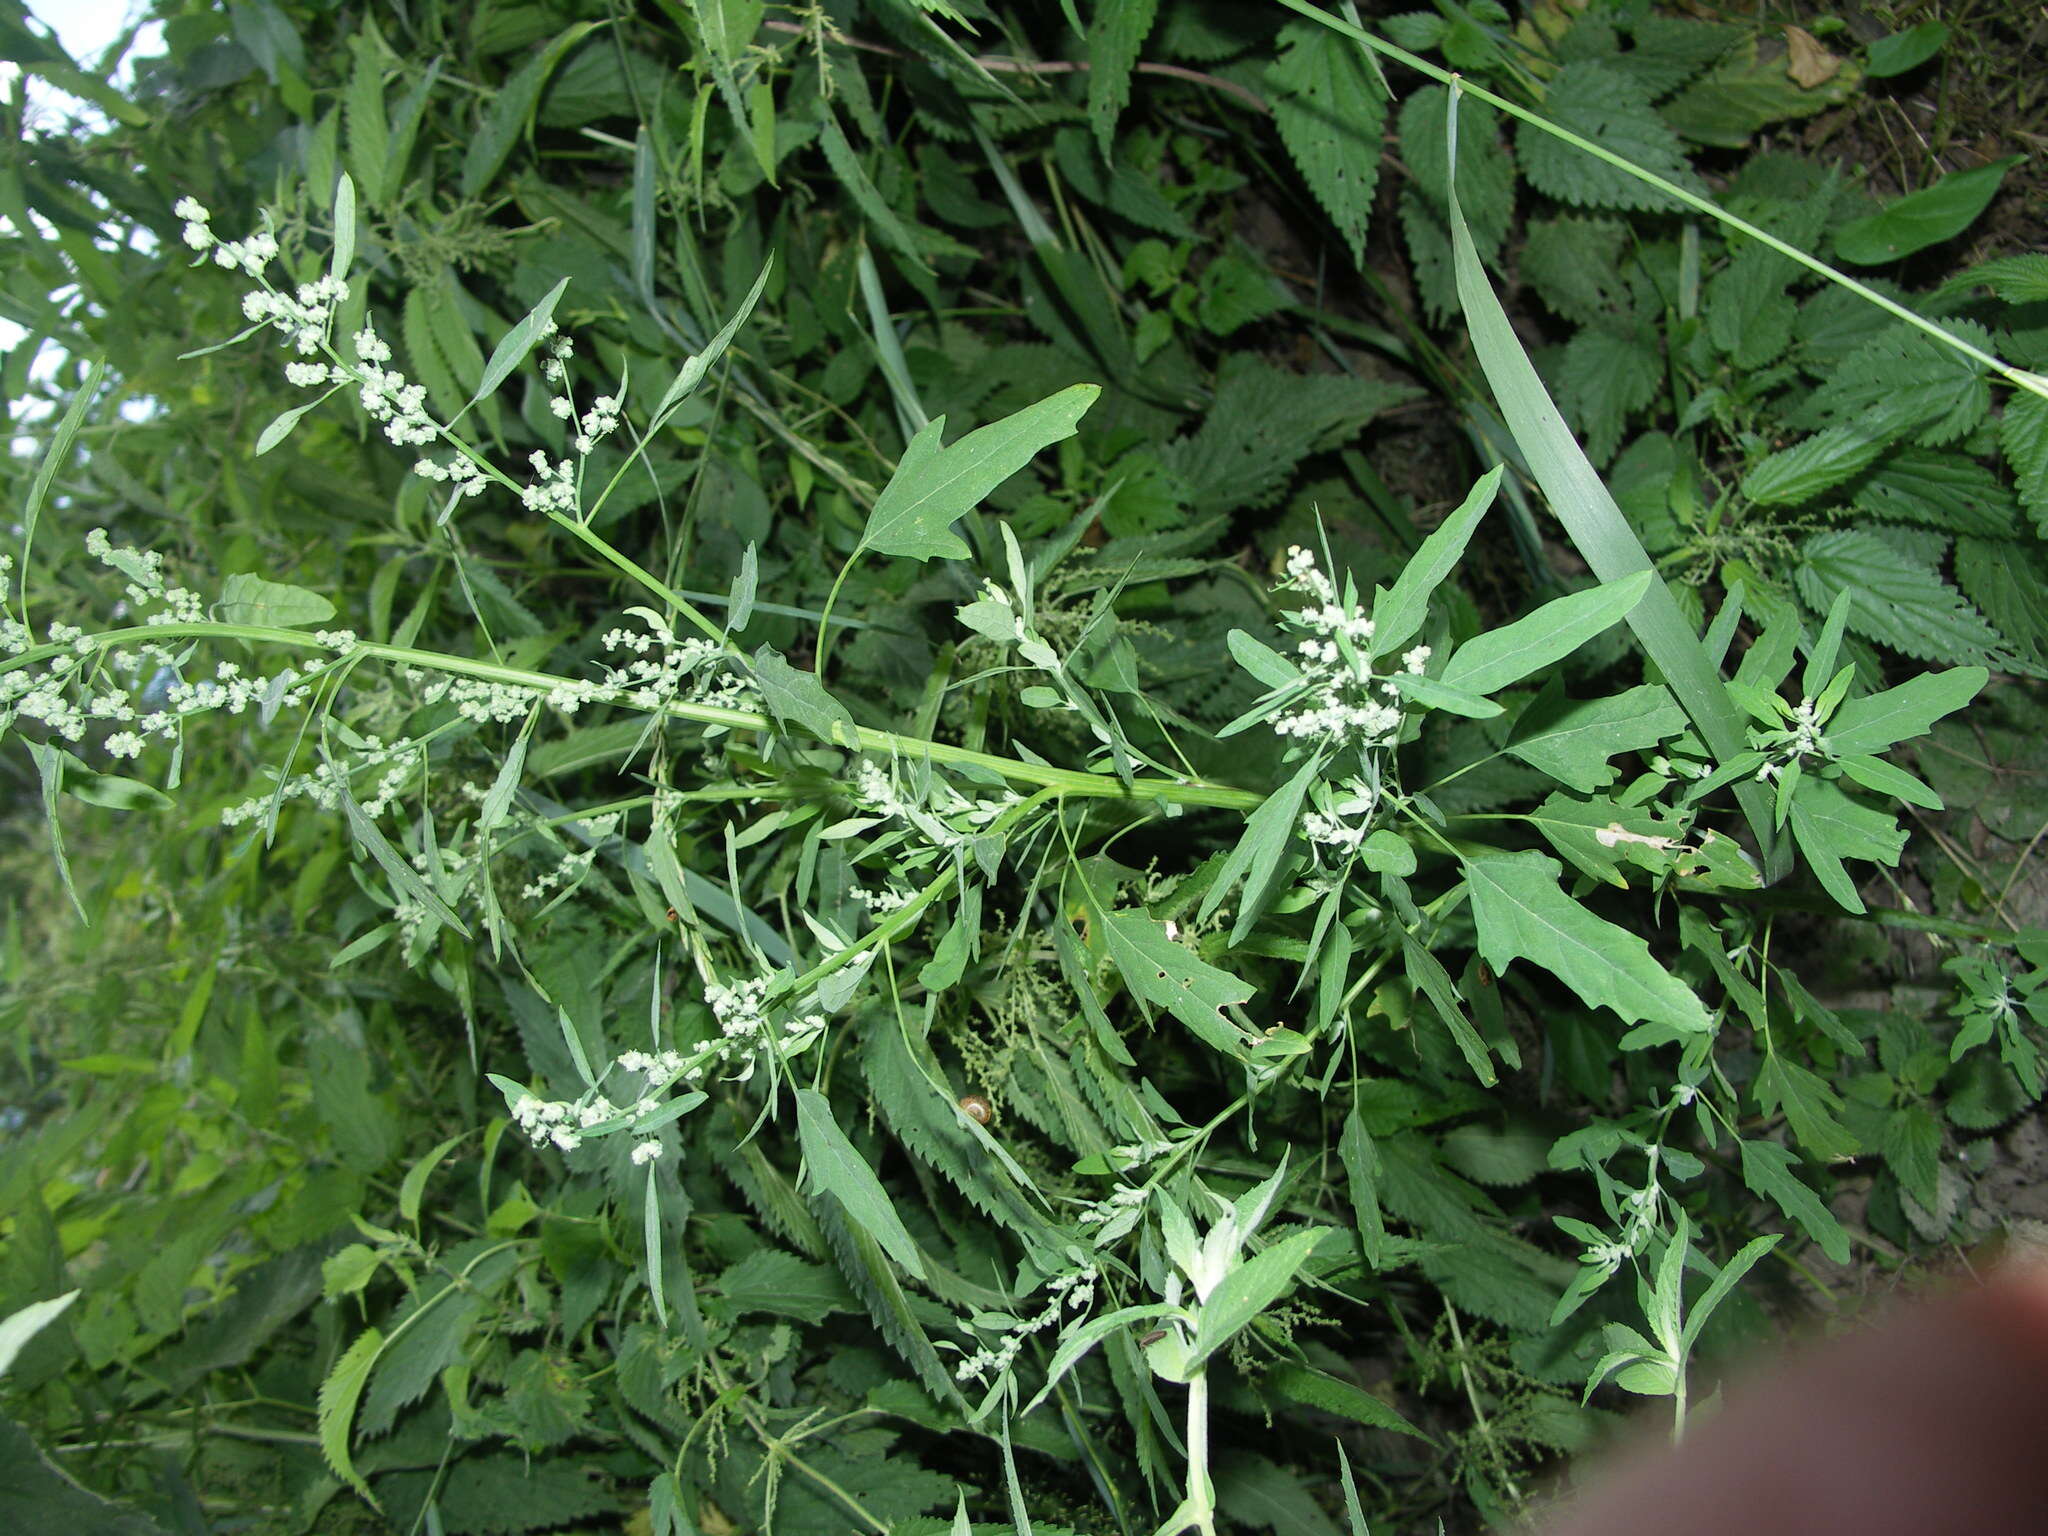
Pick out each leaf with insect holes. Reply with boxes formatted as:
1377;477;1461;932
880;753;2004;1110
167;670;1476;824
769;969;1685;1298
856;385;1100;562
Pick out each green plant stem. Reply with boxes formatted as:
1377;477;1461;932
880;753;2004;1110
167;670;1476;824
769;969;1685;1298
813;550;859;678
545;511;733;651
1274;0;2048;403
1183;1368;1217;1536
2;623;1263;811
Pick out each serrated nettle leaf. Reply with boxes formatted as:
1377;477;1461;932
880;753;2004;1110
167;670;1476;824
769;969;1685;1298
1741;426;1886;507
1268;18;1388;271
1464;851;1711;1034
1440;572;1652;697
318;1326;384;1504
1797;531;2001;665
856;384;1100;562
1085;0;1158;158
2000;391;2048;532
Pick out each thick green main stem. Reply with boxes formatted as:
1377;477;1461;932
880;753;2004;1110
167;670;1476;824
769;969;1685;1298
3;622;1262;811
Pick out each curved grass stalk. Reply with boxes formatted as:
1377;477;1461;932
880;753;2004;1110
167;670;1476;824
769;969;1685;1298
1274;0;2048;404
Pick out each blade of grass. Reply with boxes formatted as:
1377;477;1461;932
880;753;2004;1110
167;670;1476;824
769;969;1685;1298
1439;83;1784;874
1273;0;2048;406
17;358;104;630
858;247;930;440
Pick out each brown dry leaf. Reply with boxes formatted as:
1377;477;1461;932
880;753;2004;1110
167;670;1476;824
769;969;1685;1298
1785;26;1843;89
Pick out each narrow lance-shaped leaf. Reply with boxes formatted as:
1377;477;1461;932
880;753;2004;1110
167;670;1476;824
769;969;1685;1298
1199;753;1318;941
793;1087;927;1280
1439;571;1651;697
1370;464;1501;658
468;276;569;415
652;256;775;428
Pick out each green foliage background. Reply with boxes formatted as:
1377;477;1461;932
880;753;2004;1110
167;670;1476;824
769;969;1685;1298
3;1;2047;1533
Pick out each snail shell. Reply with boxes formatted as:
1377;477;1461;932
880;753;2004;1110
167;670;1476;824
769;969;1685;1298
958;1094;994;1126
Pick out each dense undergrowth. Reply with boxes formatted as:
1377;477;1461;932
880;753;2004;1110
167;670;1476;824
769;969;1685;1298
3;1;2047;1533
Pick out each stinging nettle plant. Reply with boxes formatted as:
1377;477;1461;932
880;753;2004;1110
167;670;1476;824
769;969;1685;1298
4;3;2044;1533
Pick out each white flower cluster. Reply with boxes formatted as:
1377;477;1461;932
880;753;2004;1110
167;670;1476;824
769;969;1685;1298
1303;811;1367;851
616;1048;692;1091
519;449;578;514
569;393;621;456
83;528;206;627
504;1039;718;1156
707;975;823;1047
516;331;589;514
594;611;756;714
4;532;335;765
511;1090;623;1153
953;1269;1098;1384
182;198;450;455
1077;1183;1150;1245
1755;696;1833;783
521;845;598;902
853;758;1021;851
1269;546;1431;752
220;731;415;827
178;196;277;276
848;882;914;915
242;275;350;359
